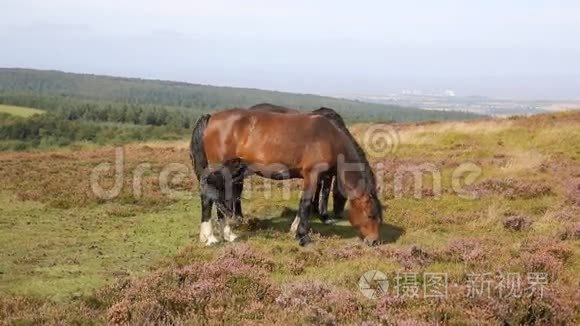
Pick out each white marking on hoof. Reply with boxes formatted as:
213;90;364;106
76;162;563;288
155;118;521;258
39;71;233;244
223;224;238;242
200;221;219;245
324;218;336;225
205;235;219;246
290;215;300;234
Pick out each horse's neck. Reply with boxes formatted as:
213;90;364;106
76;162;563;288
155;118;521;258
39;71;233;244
336;144;371;200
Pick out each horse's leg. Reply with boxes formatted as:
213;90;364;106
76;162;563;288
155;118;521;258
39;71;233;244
218;161;245;242
219;181;241;242
200;193;219;245
311;181;321;216
233;181;244;222
217;209;238;242
332;176;347;219
317;174;335;224
293;170;320;246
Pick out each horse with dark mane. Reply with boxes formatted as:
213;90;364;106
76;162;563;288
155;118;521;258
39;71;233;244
239;103;349;223
190;108;382;246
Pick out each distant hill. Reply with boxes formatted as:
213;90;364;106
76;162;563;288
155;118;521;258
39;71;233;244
0;68;483;122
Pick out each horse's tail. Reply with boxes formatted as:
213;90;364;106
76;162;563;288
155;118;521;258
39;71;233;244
190;114;211;183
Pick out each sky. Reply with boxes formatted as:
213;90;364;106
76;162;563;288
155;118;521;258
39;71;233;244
1;0;579;99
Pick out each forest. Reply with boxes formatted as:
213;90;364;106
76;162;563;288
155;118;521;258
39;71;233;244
0;68;484;150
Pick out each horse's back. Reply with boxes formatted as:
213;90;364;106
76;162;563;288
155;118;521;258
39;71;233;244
204;108;342;171
248;103;300;114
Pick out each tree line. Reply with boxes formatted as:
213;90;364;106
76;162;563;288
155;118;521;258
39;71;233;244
0;68;484;123
0;68;485;150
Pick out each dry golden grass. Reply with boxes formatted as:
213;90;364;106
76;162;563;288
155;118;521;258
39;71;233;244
0;144;194;209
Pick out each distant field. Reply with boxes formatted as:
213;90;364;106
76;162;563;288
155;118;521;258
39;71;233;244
0;104;44;117
0;112;578;324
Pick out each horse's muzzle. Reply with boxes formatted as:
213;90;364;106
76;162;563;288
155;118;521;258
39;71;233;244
364;237;381;247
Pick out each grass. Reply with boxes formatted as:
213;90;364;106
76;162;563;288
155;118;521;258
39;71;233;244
0;111;578;324
0;104;44;117
0;196;198;301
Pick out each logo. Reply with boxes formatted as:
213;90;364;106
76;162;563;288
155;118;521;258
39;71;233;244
358;270;388;299
363;125;400;158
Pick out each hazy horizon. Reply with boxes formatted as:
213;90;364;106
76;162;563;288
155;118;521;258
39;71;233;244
2;1;579;100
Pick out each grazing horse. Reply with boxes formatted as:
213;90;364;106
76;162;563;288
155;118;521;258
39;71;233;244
190;108;382;246
245;103;348;223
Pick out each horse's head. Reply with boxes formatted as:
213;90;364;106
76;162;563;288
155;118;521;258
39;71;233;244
348;193;382;245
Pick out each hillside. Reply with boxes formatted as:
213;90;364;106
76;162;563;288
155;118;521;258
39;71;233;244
0;68;483;123
0;111;578;324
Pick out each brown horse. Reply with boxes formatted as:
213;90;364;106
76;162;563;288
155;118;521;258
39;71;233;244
190;108;382;246
242;103;348;223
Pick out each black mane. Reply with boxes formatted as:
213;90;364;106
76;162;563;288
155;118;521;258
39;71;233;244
317;108;377;188
312;107;383;221
248;103;296;113
317;107;382;221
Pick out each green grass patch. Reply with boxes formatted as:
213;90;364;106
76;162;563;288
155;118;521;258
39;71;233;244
0;193;199;300
0;104;44;117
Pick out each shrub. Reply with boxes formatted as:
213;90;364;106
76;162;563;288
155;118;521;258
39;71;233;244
559;222;580;240
275;281;362;323
520;238;573;277
395;245;432;270
563;178;580;206
106;245;278;325
442;239;486;264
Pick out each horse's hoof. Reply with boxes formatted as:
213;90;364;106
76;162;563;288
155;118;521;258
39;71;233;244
222;224;238;242
319;214;331;223
200;221;218;245
231;216;243;227
298;235;312;247
324;218;336;225
224;232;238;242
204;235;219;246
